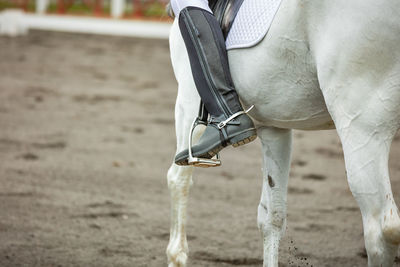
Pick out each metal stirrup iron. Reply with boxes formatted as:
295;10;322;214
187;118;221;168
186;104;254;168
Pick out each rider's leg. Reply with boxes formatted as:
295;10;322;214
170;0;211;15
170;0;257;166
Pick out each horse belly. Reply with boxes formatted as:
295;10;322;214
228;0;333;130
232;63;334;131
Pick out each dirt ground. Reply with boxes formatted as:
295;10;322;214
0;30;399;267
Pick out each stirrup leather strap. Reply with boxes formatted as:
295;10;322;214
217;105;254;129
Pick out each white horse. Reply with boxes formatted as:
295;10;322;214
167;0;400;266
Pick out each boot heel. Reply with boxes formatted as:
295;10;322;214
230;129;257;147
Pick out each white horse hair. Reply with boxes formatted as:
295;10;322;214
167;0;400;266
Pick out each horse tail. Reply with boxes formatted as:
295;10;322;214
166;2;175;18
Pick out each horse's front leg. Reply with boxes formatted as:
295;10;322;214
166;88;203;267
257;127;292;267
166;163;193;267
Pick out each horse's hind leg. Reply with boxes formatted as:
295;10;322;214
322;79;400;266
257;127;292;267
338;122;400;266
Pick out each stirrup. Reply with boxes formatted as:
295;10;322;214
187;117;221;168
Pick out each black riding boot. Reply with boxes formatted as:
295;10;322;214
174;6;257;166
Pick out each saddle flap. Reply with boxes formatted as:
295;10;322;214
210;0;244;39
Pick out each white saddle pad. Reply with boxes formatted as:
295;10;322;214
225;0;282;50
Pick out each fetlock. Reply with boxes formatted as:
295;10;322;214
382;207;400;245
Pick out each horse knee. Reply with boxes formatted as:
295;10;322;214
167;165;178;189
257;201;286;233
269;209;286;230
167;164;193;190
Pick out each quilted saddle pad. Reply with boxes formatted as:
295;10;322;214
225;0;282;50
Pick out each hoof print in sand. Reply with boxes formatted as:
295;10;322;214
302;174;326;181
99;247;134;257
17;153;39;161
292;159;307;167
294;223;334;232
152;232;197;241
72;212;135;219
89;223;102;230
192;251;262;265
315;147;343;158
288;187;314;194
73;94;122;104
76;201;134;220
336;206;358;212
32;141;66;149
86;200;124;209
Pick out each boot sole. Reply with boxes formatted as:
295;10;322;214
175;129;257;166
